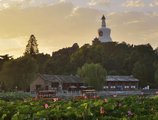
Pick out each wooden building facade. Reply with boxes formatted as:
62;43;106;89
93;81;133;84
30;74;139;92
30;74;83;92
104;76;139;91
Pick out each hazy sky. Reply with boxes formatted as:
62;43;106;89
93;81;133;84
0;0;158;57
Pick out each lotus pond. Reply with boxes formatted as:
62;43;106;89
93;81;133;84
1;95;158;120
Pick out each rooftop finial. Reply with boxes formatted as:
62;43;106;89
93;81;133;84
101;15;106;27
102;15;105;20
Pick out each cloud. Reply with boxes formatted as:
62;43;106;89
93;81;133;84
123;0;145;7
0;0;65;10
108;12;158;48
149;0;158;7
0;1;158;57
0;36;26;57
0;2;101;57
123;20;143;25
88;0;111;7
69;6;80;17
0;0;27;10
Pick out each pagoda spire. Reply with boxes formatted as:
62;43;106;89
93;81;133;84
101;15;106;27
98;15;112;42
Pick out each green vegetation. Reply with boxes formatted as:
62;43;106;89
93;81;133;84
0;92;32;101
1;96;158;119
44;43;79;74
0;36;158;90
0;56;38;91
77;63;107;90
24;34;39;55
44;40;158;88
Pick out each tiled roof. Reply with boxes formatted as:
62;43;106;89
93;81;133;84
39;74;82;83
107;75;139;82
39;74;139;83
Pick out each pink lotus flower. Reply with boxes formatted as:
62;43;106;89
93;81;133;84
100;107;105;115
84;96;87;99
127;110;133;116
53;98;59;102
113;94;117;97
104;98;108;103
44;103;49;109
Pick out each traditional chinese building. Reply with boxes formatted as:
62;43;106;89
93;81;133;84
30;74;83;92
104;76;139;91
30;74;139;92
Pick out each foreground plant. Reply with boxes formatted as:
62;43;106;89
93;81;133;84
0;96;158;120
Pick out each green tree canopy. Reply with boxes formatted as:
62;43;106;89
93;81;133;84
0;54;12;71
24;34;39;55
132;60;155;88
0;56;38;91
154;63;158;86
155;70;158;85
33;53;51;73
77;63;107;90
44;43;79;74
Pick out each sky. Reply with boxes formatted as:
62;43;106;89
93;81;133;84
0;0;158;58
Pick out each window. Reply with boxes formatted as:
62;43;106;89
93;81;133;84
131;86;135;88
110;86;116;88
45;86;48;90
36;85;41;90
103;86;108;89
51;83;59;88
124;86;129;88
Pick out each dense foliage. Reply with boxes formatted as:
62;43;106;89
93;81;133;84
0;92;32;101
0;56;38;91
77;63;107;90
0;55;12;71
24;34;39;55
0;39;158;90
43;40;158;88
44;43;79;74
1;96;158;120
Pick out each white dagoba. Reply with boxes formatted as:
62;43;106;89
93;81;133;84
98;15;112;42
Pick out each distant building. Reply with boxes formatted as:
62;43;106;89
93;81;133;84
104;76;139;91
30;74;83;92
98;15;112;42
30;74;139;92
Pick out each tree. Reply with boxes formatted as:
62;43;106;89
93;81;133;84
154;63;158;87
92;37;101;45
132;60;155;88
24;34;39;55
0;54;12;71
155;69;158;86
77;63;107;90
33;53;51;73
44;43;79;74
0;56;38;91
